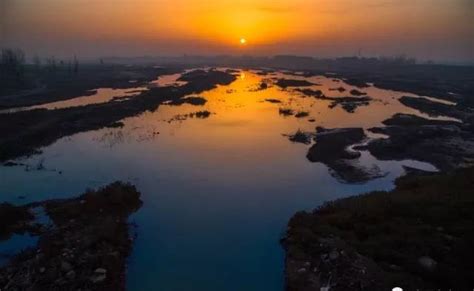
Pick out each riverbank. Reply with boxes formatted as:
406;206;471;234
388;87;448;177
0;69;237;162
0;182;142;290
282;167;474;290
0;64;182;109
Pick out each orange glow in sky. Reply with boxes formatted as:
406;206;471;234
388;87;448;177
1;0;473;61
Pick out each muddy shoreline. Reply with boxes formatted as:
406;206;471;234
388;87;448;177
361;93;474;171
284;63;473;105
0;69;237;162
305;127;385;183
0;65;182;109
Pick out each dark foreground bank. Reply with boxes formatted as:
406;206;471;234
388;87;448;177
282;167;474;290
0;182;142;290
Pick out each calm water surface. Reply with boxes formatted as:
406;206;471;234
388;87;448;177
1;69;445;290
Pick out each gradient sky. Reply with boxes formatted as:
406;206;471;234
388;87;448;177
1;0;473;62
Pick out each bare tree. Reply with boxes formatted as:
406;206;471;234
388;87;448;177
73;55;79;73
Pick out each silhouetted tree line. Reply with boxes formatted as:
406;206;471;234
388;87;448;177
43;55;79;74
0;48;83;93
0;48;26;91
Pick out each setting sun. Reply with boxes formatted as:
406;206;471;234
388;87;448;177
1;1;473;291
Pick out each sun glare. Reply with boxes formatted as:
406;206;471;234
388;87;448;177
240;38;247;45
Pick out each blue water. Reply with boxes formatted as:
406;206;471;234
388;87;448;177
0;234;38;266
0;70;438;290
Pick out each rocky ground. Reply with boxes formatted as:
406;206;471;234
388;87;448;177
0;182;142;290
282;167;474;291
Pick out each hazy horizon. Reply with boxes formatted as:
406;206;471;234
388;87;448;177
1;0;473;63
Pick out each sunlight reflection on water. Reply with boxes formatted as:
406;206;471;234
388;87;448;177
0;68;446;290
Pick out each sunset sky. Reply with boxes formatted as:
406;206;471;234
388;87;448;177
1;0;473;62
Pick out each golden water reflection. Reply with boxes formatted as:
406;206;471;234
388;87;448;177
125;69;458;148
